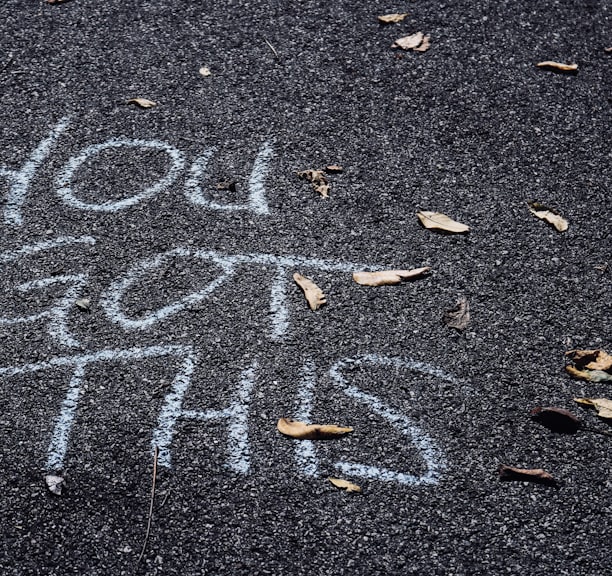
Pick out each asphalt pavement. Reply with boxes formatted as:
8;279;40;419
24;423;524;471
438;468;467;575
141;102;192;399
0;1;610;575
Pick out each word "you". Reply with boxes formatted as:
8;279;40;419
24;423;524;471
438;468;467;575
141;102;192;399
0;116;274;226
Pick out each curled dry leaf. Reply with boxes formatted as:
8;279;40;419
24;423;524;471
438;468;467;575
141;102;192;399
199;66;212;77
416;211;469;233
75;298;90;311
377;13;408;24
530;407;581;434
574;398;612;420
352;267;430;286
566;349;612;372
536;61;578;72
293;273;326;310
216;179;238;192
444;296;470;331
528;202;568;232
565;349;612;382
45;475;64;495
328;477;361;493
566;366;612;383
127;98;157;109
413;35;431;52
277;418;353;440
392;32;430;52
324;165;343;173
498;465;557;485
297;169;330;198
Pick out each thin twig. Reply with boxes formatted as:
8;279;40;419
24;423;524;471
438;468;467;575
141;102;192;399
263;37;279;60
137;446;159;566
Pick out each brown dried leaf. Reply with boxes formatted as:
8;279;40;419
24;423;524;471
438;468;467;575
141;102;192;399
297;169;330;198
536;61;578;72
324;165;343;173
293;273;326;310
215;179;238;192
378;13;408;24
45;475;64;495
352;267;430;286
328;477;362;493
498;465;557;485
416;211;470;233
574;398;612;420
530;407;581;433
444;297;470;331
277;418;353;440
528;202;568;232
392;32;425;51
127;98;157;109
413;35;431;52
566;349;612;372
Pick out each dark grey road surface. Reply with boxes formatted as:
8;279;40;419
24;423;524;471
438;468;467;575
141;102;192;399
0;1;610;575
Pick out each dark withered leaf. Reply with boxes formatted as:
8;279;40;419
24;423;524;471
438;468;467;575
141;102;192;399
530;406;581;434
444;297;470;331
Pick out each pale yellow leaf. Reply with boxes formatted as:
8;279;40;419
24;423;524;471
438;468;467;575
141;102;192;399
328;477;362;493
574;398;612;419
127;98;157;109
566;349;612;371
74;298;90;311
413;34;431;52
566;366;612;382
528;202;568;232
45;475;64;495
392;32;424;51
352;267;430;286
293;273;326;310
378;13;408;24
536;61;578;72
199;66;212;77
277;418;353;440
416;211;470;233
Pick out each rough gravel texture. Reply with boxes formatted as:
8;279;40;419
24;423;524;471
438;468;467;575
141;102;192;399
0;1;610;575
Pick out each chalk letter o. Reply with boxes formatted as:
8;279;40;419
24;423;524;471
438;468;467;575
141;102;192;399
101;248;236;330
55;138;185;211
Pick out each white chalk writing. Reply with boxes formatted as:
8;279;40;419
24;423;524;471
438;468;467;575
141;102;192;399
55;138;186;212
0;116;72;226
184;142;274;215
328;354;452;485
153;361;256;471
0;236;95;347
0;345;195;470
101;247;383;340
